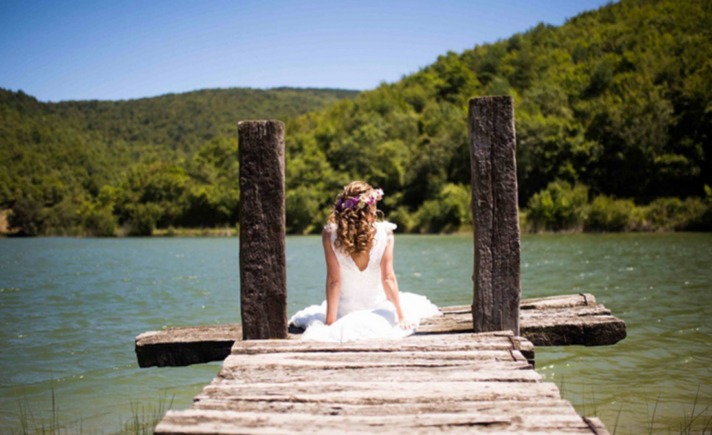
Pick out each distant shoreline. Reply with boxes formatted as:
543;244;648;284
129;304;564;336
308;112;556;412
3;226;712;238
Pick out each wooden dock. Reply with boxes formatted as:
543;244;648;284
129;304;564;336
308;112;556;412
155;331;608;434
152;108;617;433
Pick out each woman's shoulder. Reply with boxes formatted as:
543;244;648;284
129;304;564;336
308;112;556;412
376;221;397;234
322;223;337;242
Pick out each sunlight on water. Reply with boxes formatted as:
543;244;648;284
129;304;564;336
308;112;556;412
0;233;710;433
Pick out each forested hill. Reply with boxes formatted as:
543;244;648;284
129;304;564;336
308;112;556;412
0;87;358;235
286;0;711;233
2;0;711;236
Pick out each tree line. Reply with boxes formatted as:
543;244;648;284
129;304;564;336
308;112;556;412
1;0;710;236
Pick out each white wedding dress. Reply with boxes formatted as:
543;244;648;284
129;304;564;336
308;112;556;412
289;221;441;342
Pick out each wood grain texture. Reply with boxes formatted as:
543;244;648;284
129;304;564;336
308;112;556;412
157;408;601;434
238;120;288;340
134;324;241;368
468;96;521;335
419;294;626;347
155;333;609;434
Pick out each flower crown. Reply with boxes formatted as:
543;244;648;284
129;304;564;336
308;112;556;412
336;188;384;212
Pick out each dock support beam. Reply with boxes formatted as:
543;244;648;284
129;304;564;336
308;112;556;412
468;96;521;335
238;120;288;340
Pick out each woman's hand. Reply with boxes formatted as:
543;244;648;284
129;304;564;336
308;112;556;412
398;318;417;330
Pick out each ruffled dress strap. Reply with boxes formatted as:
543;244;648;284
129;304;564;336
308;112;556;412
324;222;337;236
376;221;397;233
369;221;396;262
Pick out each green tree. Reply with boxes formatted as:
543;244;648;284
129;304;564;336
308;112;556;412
8;196;44;236
526;180;589;232
585;195;636;232
414;183;471;233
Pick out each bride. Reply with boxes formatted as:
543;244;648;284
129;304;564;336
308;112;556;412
289;181;441;342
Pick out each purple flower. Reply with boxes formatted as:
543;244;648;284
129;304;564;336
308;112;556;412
335;189;385;211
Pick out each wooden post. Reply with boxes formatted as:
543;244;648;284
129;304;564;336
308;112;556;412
468;96;521;335
238;120;288;340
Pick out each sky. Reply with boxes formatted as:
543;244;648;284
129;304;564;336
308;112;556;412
1;0;614;102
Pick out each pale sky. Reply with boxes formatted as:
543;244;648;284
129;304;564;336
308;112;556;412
0;0;615;102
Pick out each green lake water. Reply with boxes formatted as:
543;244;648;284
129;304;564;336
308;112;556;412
0;233;710;433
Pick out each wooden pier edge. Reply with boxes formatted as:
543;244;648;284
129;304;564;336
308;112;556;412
135;293;626;368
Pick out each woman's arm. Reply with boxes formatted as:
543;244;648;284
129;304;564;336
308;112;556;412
380;231;409;326
322;228;341;325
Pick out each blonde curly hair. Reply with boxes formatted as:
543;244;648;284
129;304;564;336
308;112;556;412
328;181;383;255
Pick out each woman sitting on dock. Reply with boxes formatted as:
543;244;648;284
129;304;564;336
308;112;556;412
290;181;441;342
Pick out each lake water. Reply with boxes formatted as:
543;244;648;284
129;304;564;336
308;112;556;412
1;233;710;434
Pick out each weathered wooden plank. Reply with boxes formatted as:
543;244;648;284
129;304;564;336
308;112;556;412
437;293;595;314
521;293;596;309
522;315;626;346
191;397;576;416
523;307;612;318
213;364;540;384
135;324;241;346
230;331;523;354
419;301;626;347
193;380;563;404
420;305;616;329
225;349;522;365
232;340;524;361
468;95;521;335
156;408;599;434
218;349;523;369
220;348;533;368
135;324;241;368
238;120;288;340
